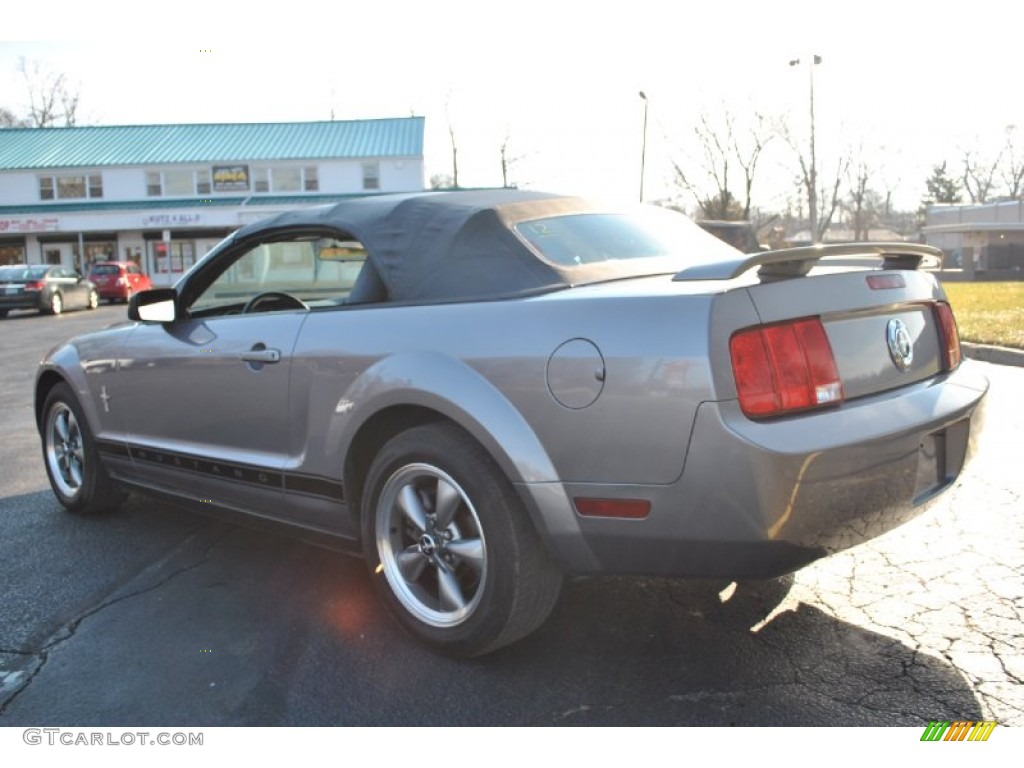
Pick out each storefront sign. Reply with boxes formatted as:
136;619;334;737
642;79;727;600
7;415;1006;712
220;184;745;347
0;217;60;233
212;165;249;192
141;214;202;227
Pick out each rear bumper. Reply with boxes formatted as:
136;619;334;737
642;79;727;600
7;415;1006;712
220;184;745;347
0;294;46;311
95;285;130;299
532;363;988;578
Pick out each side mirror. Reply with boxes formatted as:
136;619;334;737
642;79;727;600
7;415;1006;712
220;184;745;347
128;288;178;323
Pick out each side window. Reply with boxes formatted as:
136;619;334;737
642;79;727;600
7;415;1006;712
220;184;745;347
187;236;369;317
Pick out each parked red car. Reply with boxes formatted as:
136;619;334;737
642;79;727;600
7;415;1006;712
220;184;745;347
87;261;153;303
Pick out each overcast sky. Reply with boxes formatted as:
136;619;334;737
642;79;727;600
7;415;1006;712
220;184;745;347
3;1;1021;213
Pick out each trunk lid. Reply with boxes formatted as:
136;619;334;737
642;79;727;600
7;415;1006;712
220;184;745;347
686;244;955;408
742;268;947;400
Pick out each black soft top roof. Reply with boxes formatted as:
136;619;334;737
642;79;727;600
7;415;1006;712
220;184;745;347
234;189;709;302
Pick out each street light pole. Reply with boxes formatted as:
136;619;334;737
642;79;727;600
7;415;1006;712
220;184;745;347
639;91;648;202
789;55;822;242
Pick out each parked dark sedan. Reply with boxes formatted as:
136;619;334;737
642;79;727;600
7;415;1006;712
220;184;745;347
0;264;99;317
34;190;987;656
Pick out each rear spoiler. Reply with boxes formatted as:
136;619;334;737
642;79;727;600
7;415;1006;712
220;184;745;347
674;242;943;282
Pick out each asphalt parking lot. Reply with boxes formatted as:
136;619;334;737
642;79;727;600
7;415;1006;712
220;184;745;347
0;304;1020;726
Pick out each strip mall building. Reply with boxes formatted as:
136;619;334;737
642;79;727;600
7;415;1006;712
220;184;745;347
0;118;425;285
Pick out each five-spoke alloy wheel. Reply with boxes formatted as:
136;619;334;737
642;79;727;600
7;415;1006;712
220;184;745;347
45;399;85;499
362;423;562;656
375;462;487;628
41;383;123;514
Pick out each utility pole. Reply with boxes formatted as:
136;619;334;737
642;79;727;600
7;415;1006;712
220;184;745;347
639;91;648;202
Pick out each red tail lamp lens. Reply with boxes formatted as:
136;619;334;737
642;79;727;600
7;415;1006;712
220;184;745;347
730;318;844;418
934;301;961;371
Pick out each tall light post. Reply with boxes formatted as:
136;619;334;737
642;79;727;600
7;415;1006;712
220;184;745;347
789;55;822;242
638;90;648;202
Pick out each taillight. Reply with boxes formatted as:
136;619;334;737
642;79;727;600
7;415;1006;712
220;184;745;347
730;317;844;418
933;301;961;371
23;280;45;292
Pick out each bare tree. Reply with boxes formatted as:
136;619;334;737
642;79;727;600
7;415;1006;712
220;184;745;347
444;96;459;189
430;173;455;190
1000;125;1024;199
961;147;1003;203
846;160;873;241
671;106;773;221
0;106;29;128
19;57;80;127
780;117;849;242
499;128;526;189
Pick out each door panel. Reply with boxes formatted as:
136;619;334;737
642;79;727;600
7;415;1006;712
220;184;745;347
116;312;306;516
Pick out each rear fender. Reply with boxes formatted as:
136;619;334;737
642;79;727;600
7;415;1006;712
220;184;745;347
326;351;592;566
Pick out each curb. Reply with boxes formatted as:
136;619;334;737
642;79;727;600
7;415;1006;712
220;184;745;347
961;342;1024;367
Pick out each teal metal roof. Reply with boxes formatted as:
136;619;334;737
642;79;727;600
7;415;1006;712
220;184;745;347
0;118;424;171
0;193;380;216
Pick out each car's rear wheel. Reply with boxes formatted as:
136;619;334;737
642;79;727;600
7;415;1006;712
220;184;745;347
46;291;63;316
362;422;562;657
42;383;123;514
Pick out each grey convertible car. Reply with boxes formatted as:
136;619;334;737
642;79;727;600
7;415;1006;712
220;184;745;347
35;189;987;656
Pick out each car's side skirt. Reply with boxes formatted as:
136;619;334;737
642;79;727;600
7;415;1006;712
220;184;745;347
106;474;363;556
94;438;354;537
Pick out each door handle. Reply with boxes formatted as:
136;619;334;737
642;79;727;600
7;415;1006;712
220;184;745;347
240;346;281;363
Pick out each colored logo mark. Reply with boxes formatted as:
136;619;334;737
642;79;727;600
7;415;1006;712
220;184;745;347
920;720;997;741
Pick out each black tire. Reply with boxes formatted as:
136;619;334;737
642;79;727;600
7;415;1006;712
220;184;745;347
41;383;124;515
0;309;8;319
362;422;563;657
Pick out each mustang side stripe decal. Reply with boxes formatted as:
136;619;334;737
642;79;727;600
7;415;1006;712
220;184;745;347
94;439;344;502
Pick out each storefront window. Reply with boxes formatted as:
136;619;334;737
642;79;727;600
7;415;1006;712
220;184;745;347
146;170;212;196
152;241;198;275
251;166;318;194
273;167;301;192
57;177;87;198
253;168;270;193
163;171;193;196
39;174;103;200
362;162;380;190
0;244;25;265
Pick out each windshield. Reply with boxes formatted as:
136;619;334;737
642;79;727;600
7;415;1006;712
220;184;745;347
514;208;741;268
90;264;121;275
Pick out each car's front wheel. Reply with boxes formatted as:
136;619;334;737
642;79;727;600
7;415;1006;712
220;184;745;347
41;383;124;514
362;423;562;657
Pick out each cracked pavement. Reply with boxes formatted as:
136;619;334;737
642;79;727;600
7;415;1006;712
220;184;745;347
0;306;1020;725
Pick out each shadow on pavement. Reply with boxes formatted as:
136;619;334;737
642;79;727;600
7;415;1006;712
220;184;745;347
0;511;983;726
